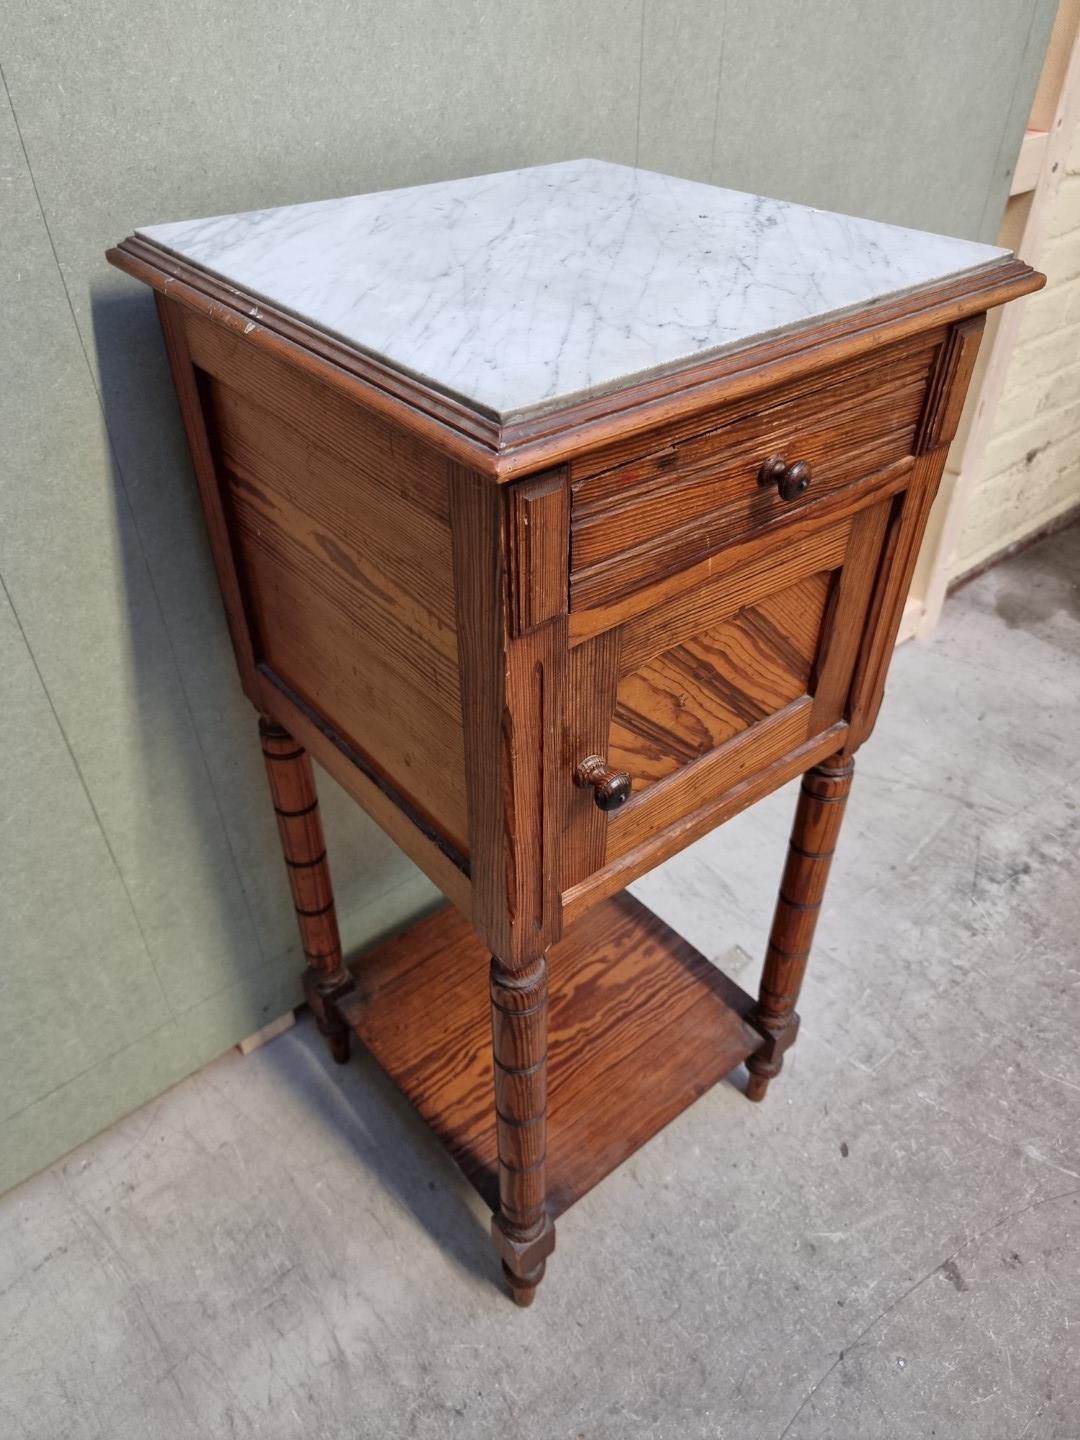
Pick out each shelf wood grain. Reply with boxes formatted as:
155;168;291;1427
338;892;764;1217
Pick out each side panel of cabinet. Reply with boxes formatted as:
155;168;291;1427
166;302;471;866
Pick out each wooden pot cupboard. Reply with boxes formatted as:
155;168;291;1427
109;161;1042;1305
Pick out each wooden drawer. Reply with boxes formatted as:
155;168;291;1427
569;327;946;618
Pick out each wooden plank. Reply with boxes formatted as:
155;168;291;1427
1028;0;1080;133
914;315;986;453
561;629;621;892
338;892;763;1217
913;20;1076;636
508;472;570;634
809;499;892;733
237;1011;296;1056
1011;128;1049;196
451;466;567;964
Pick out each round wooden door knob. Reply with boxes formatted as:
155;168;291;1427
574;755;632;811
759;454;813;502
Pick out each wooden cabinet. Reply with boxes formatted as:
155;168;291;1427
109;160;1041;1305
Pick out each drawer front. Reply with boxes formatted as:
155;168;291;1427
569;327;945;617
562;500;893;906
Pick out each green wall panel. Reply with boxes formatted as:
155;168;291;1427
0;0;1056;1192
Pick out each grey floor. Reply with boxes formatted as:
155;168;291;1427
3;526;1078;1440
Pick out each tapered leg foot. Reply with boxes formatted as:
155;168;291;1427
747;755;854;1099
260;718;354;1063
503;1259;545;1307
323;1021;351;1066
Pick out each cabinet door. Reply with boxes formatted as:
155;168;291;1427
561;497;893;911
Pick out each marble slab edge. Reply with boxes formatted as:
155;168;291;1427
107;237;1043;482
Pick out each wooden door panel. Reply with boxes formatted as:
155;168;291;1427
562;498;892;895
608;568;832;794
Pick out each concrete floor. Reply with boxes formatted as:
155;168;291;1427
2;525;1078;1440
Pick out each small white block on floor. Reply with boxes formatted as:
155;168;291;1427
236;1009;296;1056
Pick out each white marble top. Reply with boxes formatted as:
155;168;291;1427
139;159;1007;423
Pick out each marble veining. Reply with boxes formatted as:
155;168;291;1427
138;159;1008;423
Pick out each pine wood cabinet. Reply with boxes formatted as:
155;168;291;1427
110;160;1041;1304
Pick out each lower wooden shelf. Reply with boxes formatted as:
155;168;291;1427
338;891;764;1217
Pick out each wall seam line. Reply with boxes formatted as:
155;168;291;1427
976;2;1042;240
706;0;730;184
633;0;647;165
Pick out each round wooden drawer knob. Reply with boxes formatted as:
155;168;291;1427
574;755;632;811
759;454;813;502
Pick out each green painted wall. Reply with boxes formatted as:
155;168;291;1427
0;0;1055;1194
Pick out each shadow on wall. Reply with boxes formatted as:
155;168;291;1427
88;278;294;1031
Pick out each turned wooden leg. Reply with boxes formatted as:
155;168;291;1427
259;718;352;1064
746;753;854;1102
489;952;555;1306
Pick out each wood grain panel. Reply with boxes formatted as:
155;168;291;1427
808;499;892;732
339;892;763;1217
155;297;259;696
608;571;832;793
614;519;850;673
508;472;570;635
199;371;469;854
845;449;952;750
209;378;455;626
561;629;621;892
184;309;451;521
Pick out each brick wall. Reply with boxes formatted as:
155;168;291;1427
955;117;1080;574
